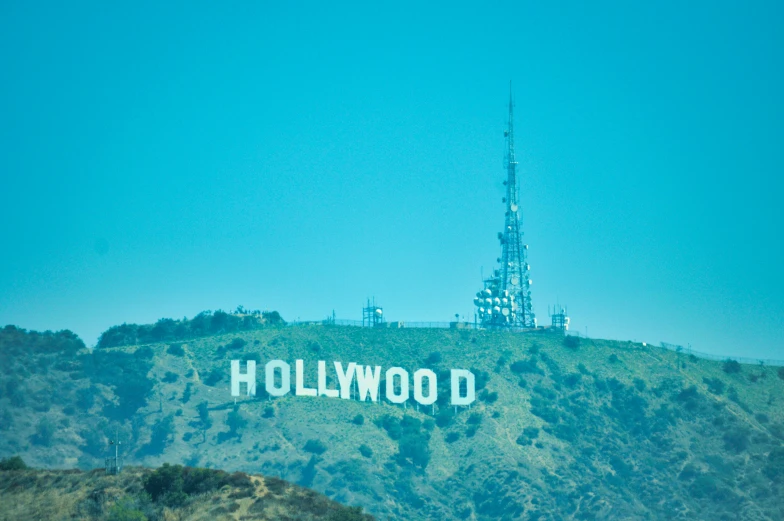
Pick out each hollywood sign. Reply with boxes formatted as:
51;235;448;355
230;359;476;406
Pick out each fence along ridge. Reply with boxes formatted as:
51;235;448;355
288;318;784;367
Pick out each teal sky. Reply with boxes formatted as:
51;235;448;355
1;2;782;359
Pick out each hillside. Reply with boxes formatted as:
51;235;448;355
0;458;373;520
1;320;783;520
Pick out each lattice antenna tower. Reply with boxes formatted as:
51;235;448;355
474;85;536;328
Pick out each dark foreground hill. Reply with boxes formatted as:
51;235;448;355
1;318;783;520
0;458;372;520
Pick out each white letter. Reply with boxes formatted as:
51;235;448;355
231;360;256;396
265;360;291;397
414;368;437;406
318;360;339;398
334;361;356;399
356;365;382;402
295;359;317;397
451;369;476;405
385;367;409;404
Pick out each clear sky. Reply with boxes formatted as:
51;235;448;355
1;1;782;359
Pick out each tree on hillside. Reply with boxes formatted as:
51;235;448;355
226;406;247;437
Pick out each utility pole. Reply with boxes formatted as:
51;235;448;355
106;430;122;475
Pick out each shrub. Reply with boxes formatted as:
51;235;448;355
167;343;185;357
479;390;498;404
426;352;442;365
510;358;542;375
563;336;580;349
0;456;27;470
703;377;725;395
465;425;478;437
141;414;176;456
226;406;247;436
352;414;365;426
723;427;750;453
446;432;460;443
304;439;328;455
197;401;211;428
31;418;55;446
134;346;154;359
523;427;540;439
203;369;223;387
0;409;12;431
359;444;373;458
143;463;184;502
436;408;454;428
163;371;178;383
608;354;620;364
564;373;582;389
763;447;784;483
108;498;148;521
263;406;274;418
633;378;646;392
467;412;483;425
778;367;784;381
723;359;742;374
182;383;192;404
228;338;247;350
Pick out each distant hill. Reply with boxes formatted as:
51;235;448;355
1;320;783;520
0;458;373;520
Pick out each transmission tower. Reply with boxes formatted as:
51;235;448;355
474;86;536;329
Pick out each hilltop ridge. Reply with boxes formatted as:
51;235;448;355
1;320;783;520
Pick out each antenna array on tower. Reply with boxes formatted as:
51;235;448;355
473;86;536;329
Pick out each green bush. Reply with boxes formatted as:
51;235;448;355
703;377;725;395
563;336;580;349
203;369;223;387
108;498;148;521
352;414;365;426
723;427;750;453
31;418;55;446
140;415;175;456
359;444;373;458
143;463;185;503
510;357;542;375
163;371;178;383
167;344;185;357
426;352;442;365
182;383;192;404
778;367;784;380
304;439;328;455
523;427;540;439
446;432;460;443
197;401;212;429
0;456;27;470
0;409;12;431
763;447;784;483
226;406;247;437
723;359;742;374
